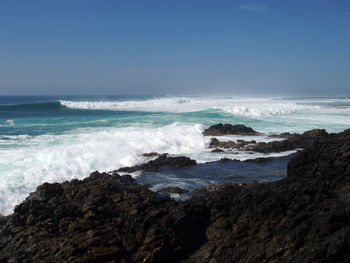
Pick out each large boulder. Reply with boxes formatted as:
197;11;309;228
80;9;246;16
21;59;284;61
203;123;259;136
0;172;208;263
117;154;197;173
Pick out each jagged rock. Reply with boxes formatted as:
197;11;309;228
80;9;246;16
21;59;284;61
116;154;197;173
203;123;259;136
244;129;328;153
184;130;350;262
0;172;208;263
0;129;349;262
210;128;329;153
210;137;255;149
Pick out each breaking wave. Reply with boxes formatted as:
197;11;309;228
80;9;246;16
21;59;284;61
0;123;207;215
60;97;320;117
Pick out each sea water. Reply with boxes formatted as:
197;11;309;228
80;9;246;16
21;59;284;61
1;95;350;215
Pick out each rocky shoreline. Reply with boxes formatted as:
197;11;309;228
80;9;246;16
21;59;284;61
0;126;349;262
205;123;328;154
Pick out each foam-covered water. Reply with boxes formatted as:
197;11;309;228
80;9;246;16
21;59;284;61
1;95;350;215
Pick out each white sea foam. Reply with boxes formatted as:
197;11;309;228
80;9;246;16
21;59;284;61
0;135;33;147
217;104;317;117
0;121;298;215
60;97;320;117
188;149;297;164
0;123;208;215
206;134;285;143
0;120;15;127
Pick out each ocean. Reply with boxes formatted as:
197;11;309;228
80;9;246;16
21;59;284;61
1;95;350;215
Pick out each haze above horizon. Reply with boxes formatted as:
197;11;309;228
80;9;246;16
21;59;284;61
0;0;349;96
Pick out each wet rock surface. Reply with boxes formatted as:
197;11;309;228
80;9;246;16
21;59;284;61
245;129;328;153
203;123;259;136
0;130;349;262
208;125;328;153
116;154;197;173
211;148;224;153
209;137;256;149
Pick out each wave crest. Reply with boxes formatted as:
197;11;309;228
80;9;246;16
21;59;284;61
60;97;320;117
218;104;318;117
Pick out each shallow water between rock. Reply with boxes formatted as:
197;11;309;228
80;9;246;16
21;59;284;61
136;154;294;197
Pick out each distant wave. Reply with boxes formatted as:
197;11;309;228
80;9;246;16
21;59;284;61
0;101;62;111
59;97;199;112
217;104;317;117
60;97;321;117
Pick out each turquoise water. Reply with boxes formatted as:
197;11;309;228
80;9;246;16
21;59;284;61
2;96;350;137
0;95;350;215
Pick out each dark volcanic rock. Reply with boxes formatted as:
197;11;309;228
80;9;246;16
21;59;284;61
0;172;208;263
210;138;256;149
211;148;224;153
211;128;329;153
142;152;160;157
117;154;197;173
183;129;350;263
203;123;259;136
0;130;349;262
0;215;8;225
243;157;273;162
237;139;256;144
244;128;328;153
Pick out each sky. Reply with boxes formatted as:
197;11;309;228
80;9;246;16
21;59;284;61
0;0;349;96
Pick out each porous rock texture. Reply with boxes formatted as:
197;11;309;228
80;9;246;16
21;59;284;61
0;130;349;262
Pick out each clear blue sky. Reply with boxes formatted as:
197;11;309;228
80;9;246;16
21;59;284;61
0;0;349;96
